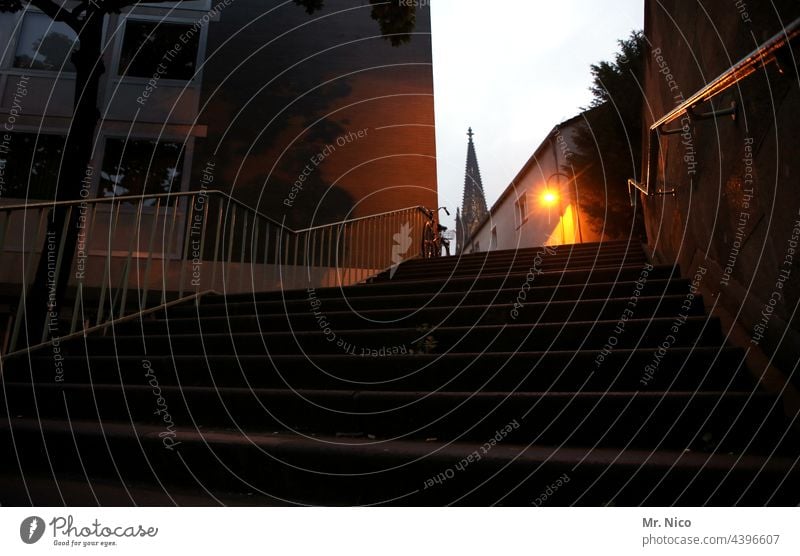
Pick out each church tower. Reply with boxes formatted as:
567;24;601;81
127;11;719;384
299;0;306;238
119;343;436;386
456;127;489;254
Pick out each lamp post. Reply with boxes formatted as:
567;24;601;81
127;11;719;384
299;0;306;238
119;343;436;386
546;172;584;244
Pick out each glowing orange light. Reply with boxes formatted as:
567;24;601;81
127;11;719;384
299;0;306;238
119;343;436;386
542;190;558;206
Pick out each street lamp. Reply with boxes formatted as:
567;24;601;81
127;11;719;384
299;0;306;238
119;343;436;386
540;183;564;244
546;172;583;244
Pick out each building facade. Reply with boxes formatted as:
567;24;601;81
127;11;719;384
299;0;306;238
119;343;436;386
0;0;438;226
0;0;438;299
461;113;601;254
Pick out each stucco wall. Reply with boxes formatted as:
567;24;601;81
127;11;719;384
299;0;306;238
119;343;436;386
641;0;800;382
465;117;601;253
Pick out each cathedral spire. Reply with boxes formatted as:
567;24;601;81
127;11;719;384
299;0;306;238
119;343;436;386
456;127;488;254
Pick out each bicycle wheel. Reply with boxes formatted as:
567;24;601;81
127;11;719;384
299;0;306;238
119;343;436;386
421;223;435;258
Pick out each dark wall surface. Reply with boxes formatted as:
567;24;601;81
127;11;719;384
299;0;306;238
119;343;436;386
195;0;438;229
642;0;800;379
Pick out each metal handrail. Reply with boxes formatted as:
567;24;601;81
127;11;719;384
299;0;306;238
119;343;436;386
3;289;217;360
0;190;429;235
0;190;436;353
629;16;800;203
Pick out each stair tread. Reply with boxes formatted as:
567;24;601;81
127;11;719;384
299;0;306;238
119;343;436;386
221;264;675;300
80;316;719;340
6;383;766;398
199;278;687;305
4;418;794;472
159;293;701;317
17;345;740;360
0;473;290;506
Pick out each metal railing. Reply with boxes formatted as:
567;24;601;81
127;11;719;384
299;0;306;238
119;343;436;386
628;16;800;204
0;190;435;353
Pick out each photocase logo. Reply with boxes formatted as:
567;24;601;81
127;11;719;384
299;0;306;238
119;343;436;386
390;222;413;278
20;516;45;544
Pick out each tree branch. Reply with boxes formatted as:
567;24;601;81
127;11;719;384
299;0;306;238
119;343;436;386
28;0;80;29
0;1;199;29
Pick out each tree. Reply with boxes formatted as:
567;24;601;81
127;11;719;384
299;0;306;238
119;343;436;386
0;0;417;346
294;0;416;46
567;30;646;240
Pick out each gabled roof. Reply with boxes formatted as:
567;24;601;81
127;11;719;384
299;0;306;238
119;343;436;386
466;110;594;241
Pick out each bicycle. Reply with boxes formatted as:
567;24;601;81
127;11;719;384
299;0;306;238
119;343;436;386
421;206;450;258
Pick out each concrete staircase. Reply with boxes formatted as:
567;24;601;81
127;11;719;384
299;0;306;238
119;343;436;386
1;240;797;505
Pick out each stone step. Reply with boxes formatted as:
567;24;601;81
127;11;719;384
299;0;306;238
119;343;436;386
3;347;751;392
1;384;789;454
196;278;690;311
72;317;724;356
1;419;796;505
0;472;287;506
398;241;643;269
381;254;650;280
152;295;705;331
217;264;676;303
373;260;651;284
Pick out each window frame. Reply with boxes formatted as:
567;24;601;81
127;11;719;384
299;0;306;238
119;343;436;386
515;193;528;229
97;132;194;201
110;13;208;88
0;127;73;201
5;7;84;78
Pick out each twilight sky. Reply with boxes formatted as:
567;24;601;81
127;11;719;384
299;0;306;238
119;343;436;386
430;0;644;230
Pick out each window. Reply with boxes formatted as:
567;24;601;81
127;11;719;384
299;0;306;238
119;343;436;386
490;227;498;250
13;12;79;71
100;138;184;198
515;194;528;228
118;20;200;80
0;133;67;199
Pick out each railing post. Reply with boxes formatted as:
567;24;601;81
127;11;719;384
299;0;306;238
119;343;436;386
366;218;373;279
311;230;319;287
273;228;280;287
326;226;333;287
115;198;146;321
178;195;196;299
225;205;238;293
40;205;74;343
163;195;181;304
210;199;223;292
96;200;121;326
282;230;290;288
71;203;98;334
264;222;272;288
239;210;249;293
9;208;48;352
292;229;300;288
140;198;161;310
355;220;363;283
197;196;210;293
344;222;351;286
252;218;260;292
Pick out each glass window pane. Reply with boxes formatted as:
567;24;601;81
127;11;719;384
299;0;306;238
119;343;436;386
118;21;199;80
0;133;67;199
100;138;184;199
13;12;79;71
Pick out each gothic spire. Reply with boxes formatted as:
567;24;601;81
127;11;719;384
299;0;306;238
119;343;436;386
457;127;488;254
